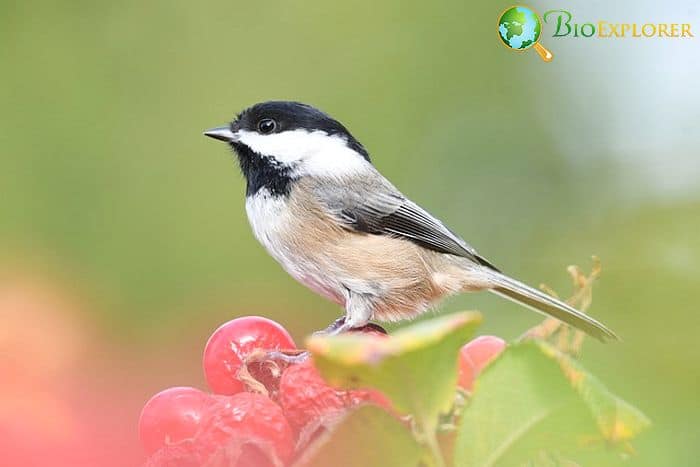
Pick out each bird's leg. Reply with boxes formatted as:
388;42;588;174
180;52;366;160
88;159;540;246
314;292;379;336
328;292;374;335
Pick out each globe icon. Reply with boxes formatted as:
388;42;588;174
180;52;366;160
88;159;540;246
497;6;542;50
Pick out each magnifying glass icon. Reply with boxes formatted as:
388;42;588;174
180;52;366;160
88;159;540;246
498;5;553;62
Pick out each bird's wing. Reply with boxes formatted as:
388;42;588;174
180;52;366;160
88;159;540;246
310;174;500;271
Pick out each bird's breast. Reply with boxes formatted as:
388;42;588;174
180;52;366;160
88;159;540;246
244;188;345;303
245;189;290;251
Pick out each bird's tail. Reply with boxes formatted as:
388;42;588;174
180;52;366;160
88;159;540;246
487;271;618;342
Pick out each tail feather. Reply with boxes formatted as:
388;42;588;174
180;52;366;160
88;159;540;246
488;272;618;342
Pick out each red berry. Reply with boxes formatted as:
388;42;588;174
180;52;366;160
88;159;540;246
458;335;506;391
279;359;390;432
138;387;211;455
203;316;296;395
199;392;294;465
144;441;204;467
279;360;345;431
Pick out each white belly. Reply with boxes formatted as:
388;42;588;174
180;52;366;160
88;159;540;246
245;190;344;304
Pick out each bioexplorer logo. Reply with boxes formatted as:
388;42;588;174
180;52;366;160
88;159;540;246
498;5;694;63
543;10;694;39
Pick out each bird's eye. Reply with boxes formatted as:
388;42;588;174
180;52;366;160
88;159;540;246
257;118;276;134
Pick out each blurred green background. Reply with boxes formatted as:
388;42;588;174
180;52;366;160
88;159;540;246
0;0;697;465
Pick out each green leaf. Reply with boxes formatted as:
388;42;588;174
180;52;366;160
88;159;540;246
306;311;481;436
454;342;651;467
295;405;424;467
536;341;651;444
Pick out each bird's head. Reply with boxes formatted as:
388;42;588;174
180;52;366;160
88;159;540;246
204;101;370;179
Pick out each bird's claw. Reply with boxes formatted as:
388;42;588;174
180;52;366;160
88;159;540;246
314;317;388;336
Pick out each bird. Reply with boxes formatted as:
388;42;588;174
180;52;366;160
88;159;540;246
204;101;617;341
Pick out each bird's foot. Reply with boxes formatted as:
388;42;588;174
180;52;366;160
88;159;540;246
314;317;388;336
313;316;347;336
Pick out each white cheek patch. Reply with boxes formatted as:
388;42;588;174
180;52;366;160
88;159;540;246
237;129;370;177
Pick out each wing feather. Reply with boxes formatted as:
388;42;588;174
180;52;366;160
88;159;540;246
310;174;499;271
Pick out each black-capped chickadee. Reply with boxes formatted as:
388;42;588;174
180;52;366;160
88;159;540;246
204;101;617;341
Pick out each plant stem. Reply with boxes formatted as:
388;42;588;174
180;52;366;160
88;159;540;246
425;430;447;467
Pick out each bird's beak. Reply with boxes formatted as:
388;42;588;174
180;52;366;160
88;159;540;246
203;126;238;143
